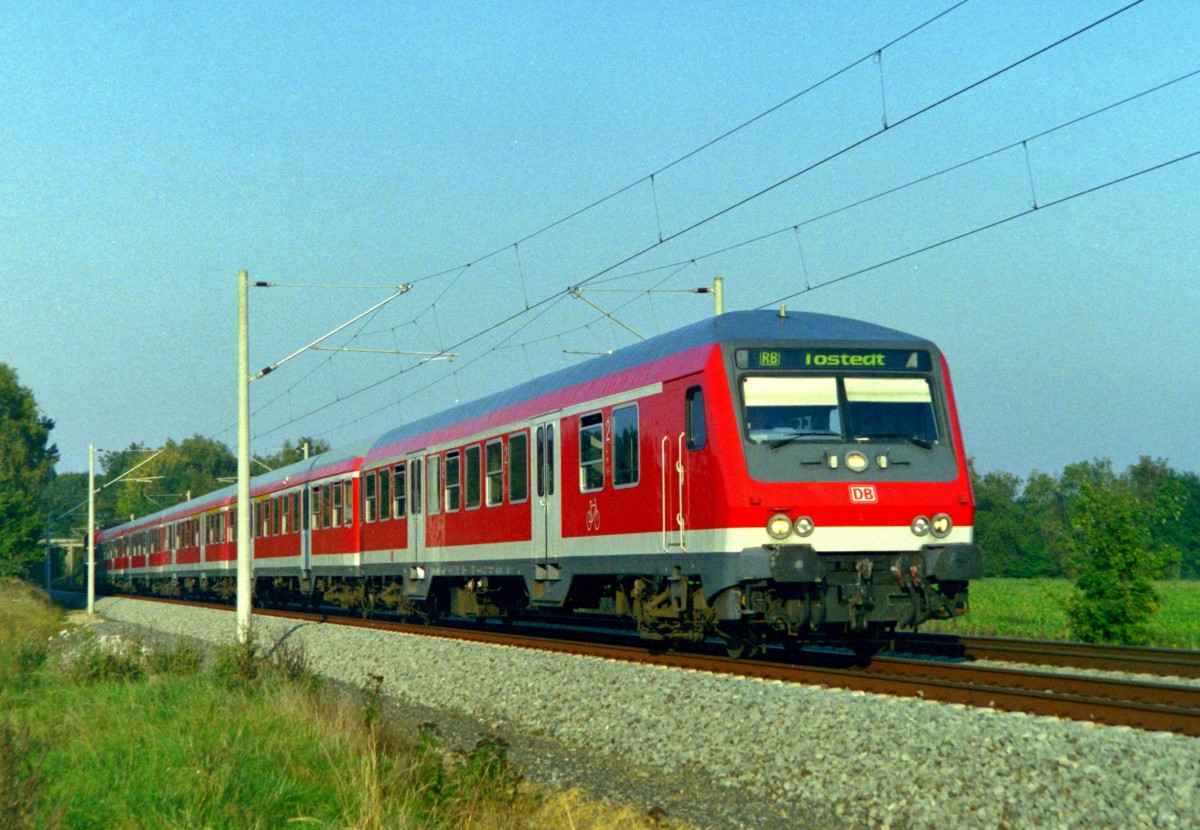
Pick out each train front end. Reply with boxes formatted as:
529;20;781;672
715;315;984;646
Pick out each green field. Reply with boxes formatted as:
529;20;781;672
923;578;1200;649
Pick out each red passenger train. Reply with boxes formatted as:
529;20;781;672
98;309;984;654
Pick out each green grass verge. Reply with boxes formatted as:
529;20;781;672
0;581;685;830
923;578;1200;648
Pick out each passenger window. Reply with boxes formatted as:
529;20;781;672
686;386;707;450
394;463;407;518
579;412;603;492
485;440;503;506
344;480;354;526
379;468;391;521
331;481;343;527
364;472;377;523
509;432;528;503
613;404;639;487
445;450;461;511
465;445;481;509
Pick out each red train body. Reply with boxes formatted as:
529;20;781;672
97;310;984;651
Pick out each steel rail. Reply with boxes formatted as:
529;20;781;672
892;633;1200;679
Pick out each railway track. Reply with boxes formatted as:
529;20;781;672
890;632;1200;679
106;595;1200;738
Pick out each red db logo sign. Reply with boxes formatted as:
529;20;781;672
850;486;877;503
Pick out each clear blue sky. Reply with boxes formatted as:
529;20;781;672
2;0;1196;480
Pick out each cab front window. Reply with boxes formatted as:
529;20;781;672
741;375;938;445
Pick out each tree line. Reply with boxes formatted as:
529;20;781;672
46;435;331;539
971;456;1198;580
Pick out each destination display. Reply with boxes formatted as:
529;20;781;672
735;347;932;372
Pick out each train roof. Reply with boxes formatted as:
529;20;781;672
98;310;934;535
366;309;933;459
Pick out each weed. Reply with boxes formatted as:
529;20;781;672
0;641;48;688
361;673;385;730
66;637;147;684
147;643;204;677
0;719;58;830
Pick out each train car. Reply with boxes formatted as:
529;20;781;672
98;309;983;654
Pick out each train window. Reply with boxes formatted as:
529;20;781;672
465;445;481;510
686;386;707;450
412;459;423;515
291;492;300;534
843;377;939;444
485;440;503;506
343;480;354;526
445;450;461;512
579;413;603;492
613;404;639;487
273;496;282;536
742;376;841;443
536;428;545;497
427;455;441;515
364;472;377;523
379;468;391;521
393;463;407;518
509;432;528;503
333;481;345;526
322;484;332;528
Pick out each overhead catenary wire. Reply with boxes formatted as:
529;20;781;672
584;64;1200;291
757;148;1200;309
244;0;1157;449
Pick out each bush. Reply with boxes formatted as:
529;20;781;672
1065;482;1160;644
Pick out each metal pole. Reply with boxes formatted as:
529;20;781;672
713;276;724;316
237;269;253;643
44;495;52;592
87;443;96;615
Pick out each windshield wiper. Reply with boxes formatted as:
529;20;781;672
767;432;838;451
860;433;934;449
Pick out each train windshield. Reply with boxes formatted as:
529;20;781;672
742;375;938;445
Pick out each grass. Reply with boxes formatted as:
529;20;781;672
924;578;1200;649
0;580;686;830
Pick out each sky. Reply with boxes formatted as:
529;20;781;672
1;0;1197;481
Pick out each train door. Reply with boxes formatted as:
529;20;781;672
408;457;423;566
533;421;560;565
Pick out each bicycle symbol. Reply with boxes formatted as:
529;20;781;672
585;499;600;532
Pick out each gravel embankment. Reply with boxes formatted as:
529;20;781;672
91;597;1200;830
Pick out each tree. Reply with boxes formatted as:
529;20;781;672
258;436;331;471
0;364;59;577
1065;480;1160;644
102;436;238;521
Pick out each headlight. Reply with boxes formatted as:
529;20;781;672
911;516;930;537
931;513;953;538
766;513;793;540
845;451;869;472
794;516;815;537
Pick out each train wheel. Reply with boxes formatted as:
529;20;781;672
359;591;377;620
719;623;760;660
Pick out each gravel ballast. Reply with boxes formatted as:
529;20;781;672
93;597;1200;830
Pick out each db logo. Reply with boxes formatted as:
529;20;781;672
849;485;878;503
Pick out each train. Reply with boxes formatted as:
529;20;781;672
97;309;984;656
